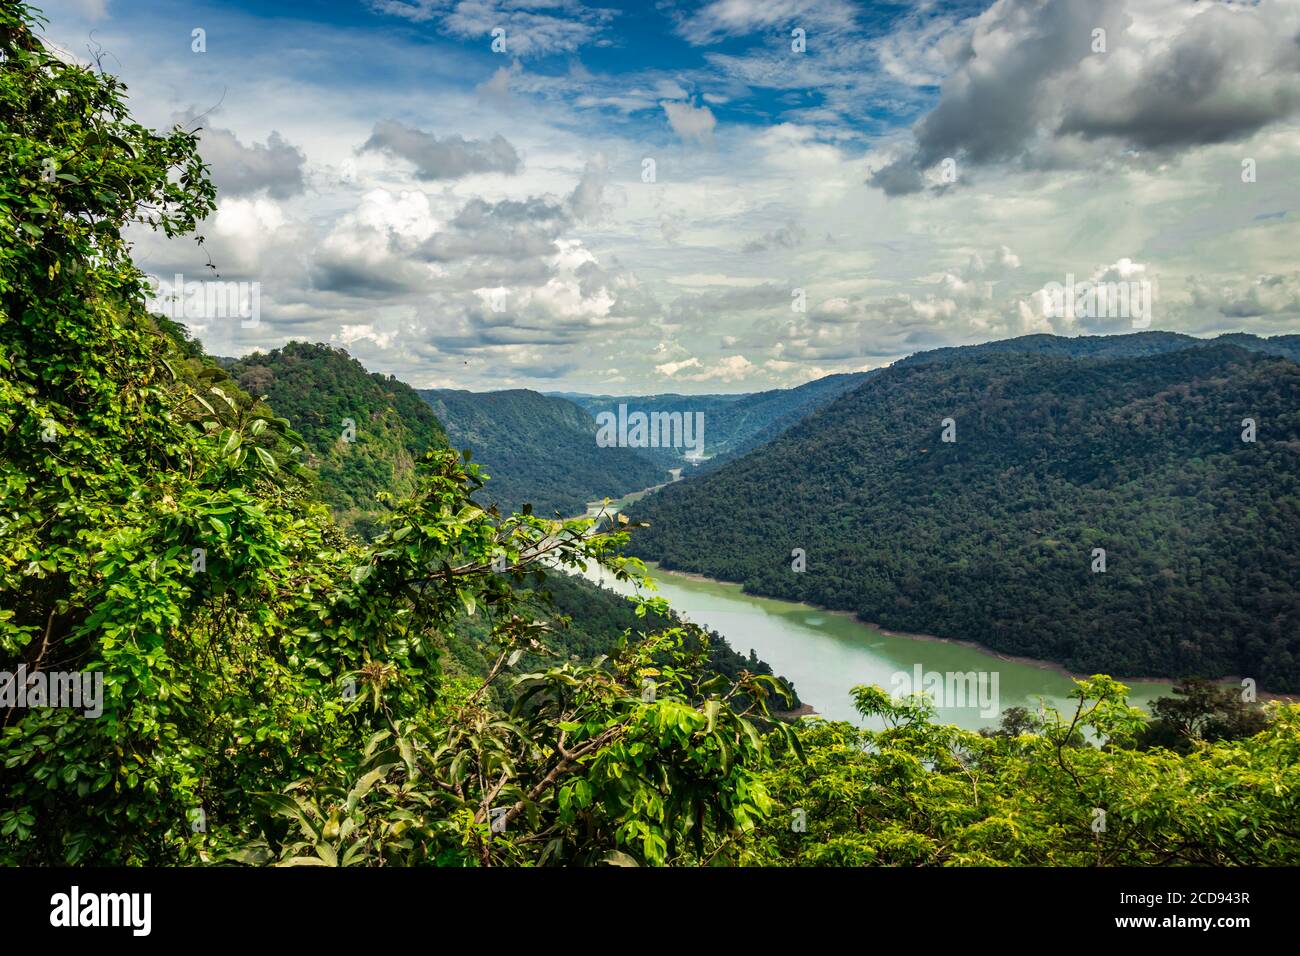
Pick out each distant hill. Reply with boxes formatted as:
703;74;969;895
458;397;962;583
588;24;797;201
560;392;746;469
693;371;877;470
709;333;1300;471
896;330;1300;367
626;342;1300;692
227;342;447;534
419;388;667;517
564;372;873;470
564;334;1300;473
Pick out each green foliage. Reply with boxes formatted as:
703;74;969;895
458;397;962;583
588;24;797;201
464;572;797;706
0;4;777;867
752;678;1300;865
1133;677;1271;754
629;346;1300;691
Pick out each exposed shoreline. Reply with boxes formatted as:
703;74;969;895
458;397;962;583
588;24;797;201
646;563;1299;704
591;477;1297;705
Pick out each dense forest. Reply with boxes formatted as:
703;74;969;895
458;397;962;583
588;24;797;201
1;2;1297;868
627;345;1300;691
420;387;666;517
570;333;1300;474
226;343;448;535
894;330;1300;369
220;348;790;689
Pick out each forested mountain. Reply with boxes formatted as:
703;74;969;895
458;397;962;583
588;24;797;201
720;332;1300;470
214;355;785;693
561;391;746;468
227;343;447;534
565;334;1300;475
626;344;1300;692
419;388;667;516
896;330;1300;368
694;371;876;470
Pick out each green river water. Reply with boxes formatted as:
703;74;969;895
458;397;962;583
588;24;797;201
579;489;1173;730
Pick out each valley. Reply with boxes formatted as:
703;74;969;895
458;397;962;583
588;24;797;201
581;558;1174;729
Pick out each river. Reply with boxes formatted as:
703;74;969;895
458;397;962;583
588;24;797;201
578;490;1174;730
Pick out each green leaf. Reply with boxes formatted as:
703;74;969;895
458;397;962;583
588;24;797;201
458;590;476;616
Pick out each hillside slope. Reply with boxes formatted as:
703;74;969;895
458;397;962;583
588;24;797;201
227;342;447;533
896;330;1300;368
626;344;1300;691
419;388;667;516
568;334;1300;474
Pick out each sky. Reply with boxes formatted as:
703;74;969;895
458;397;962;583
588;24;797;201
34;0;1300;394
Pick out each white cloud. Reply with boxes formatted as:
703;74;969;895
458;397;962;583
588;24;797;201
370;0;617;57
334;324;397;349
676;0;859;45
656;354;756;383
661;99;717;146
46;0;1300;393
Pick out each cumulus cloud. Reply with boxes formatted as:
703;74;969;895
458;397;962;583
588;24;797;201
334;323;397;349
419;196;569;267
1022;258;1157;334
313;189;439;296
567;154;610;222
939;245;1021;302
413;226;649;362
192;126;306;199
656;354;756;383
361;119;521;180
1189;272;1300;319
662;99;716;146
870;0;1300;195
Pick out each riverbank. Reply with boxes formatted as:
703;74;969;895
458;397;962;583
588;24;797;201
647;562;1296;703
580;559;1175;727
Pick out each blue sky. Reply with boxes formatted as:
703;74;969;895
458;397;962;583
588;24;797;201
36;0;1300;392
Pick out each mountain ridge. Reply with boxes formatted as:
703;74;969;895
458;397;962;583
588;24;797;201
419;386;667;516
625;341;1300;692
